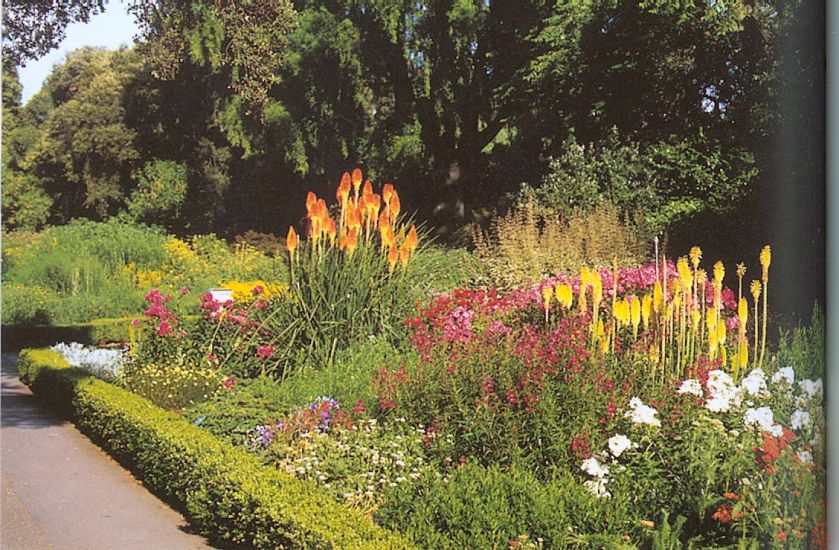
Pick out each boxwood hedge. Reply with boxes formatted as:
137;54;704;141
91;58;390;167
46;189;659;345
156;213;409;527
17;348;413;549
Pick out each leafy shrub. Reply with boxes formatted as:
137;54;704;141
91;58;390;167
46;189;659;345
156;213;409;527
472;200;647;289
18;348;413;549
126;159;188;229
1;170;52;231
515;131;757;233
234;230;285;256
376;462;627;549
775;304;825;381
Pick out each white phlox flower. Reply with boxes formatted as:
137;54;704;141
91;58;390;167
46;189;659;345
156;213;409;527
625;397;661;427
584;478;611;498
743;406;783;437
607;434;633;458
771;367;795;386
798;379;823;402
796;450;813;464
677;379;703;397
740;369;769;398
705;370;740;412
790;410;812;432
581;457;609;478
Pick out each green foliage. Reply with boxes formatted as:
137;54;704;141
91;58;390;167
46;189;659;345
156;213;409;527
1;170;52;231
186;337;407;445
186;376;295;446
1;220;167;324
376;462;628;549
515;132;757;234
17;348;413;549
775;304;825;382
30;47;143;220
126;159;188;229
253;238;468;376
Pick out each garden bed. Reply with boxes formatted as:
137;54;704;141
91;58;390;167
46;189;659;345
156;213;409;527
17;348;413;550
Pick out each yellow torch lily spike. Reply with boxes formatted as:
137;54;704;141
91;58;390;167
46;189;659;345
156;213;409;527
689;246;702;270
653;281;664;315
641;294;652;332
759;245;771;368
555;284;573;310
630;295;641;337
750;279;761;366
542;286;553;323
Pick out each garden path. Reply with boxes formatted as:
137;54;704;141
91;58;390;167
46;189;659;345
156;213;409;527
1;354;215;549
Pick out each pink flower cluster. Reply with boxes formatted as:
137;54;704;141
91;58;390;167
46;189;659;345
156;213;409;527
143;290;179;336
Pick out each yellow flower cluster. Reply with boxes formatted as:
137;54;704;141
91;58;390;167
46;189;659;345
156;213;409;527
220;280;287;303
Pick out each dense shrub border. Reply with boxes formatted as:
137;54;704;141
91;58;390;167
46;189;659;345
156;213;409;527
17;348;413;549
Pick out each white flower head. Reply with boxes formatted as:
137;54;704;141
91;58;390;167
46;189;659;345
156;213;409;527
798;379;823;402
740;369;769;398
581;457;609;478
743;406;783;437
607;434;633;458
584;478;611;498
790;410;812;432
625;397;661;427
771;367;795;386
705;370;741;412
797;450;813;464
705;397;731;413
678;379;703;397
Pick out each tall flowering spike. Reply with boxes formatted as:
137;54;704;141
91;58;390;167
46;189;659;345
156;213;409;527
388;243;398;272
592;272;603;308
736;263;746;280
760;245;771;282
389;190;401;223
399;239;411;268
362;179;373;198
382;183;394;204
738;298;748;326
716;317;726;345
713;261;725;288
380;223;394;249
407;224;418;252
641;294;652;330
326;217;337;246
696;269;707;287
689;246;702;269
352;168;363;197
677;257;692;289
305;191;317;214
750;280;761;301
555;284;573;310
345;228;359;257
338;172;351;201
286;226;298;260
378;209;390;231
630;295;641;331
653;281;664;314
368;194;382;224
542;286;553;311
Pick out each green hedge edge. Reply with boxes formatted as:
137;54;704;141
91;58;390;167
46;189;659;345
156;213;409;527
18;348;414;550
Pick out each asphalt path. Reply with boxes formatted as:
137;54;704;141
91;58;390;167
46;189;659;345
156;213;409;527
1;354;215;549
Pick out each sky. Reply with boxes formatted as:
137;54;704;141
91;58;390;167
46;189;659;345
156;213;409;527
18;1;139;103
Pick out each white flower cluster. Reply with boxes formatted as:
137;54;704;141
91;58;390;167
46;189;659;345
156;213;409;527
50;342;126;381
580;434;637;499
743;406;782;437
625;397;661;427
705;370;741;413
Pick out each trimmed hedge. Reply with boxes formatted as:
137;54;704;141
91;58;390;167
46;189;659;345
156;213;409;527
18;349;413;549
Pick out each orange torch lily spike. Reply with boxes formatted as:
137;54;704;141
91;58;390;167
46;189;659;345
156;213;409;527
286;226;298;261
